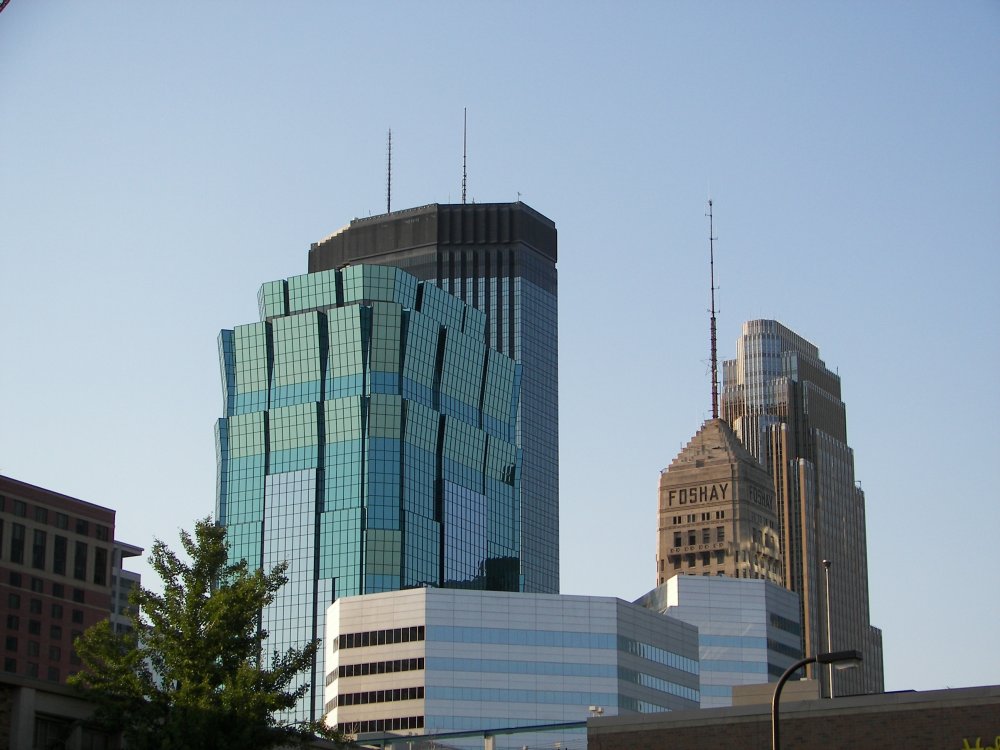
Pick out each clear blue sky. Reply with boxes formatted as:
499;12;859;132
2;1;997;693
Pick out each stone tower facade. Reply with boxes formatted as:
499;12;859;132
656;419;783;586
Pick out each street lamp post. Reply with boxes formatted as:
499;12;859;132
771;650;862;750
822;559;833;698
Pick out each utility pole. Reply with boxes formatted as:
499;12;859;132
823;559;834;698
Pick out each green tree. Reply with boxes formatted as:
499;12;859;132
69;519;343;749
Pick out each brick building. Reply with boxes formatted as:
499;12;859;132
0;475;141;685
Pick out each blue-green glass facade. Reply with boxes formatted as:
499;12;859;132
215;264;521;722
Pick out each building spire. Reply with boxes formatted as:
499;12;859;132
386;129;392;214
461;107;468;204
708;198;719;419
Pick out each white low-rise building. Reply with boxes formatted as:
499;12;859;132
324;588;700;748
638;576;802;707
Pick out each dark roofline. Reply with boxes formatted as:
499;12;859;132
344;201;555;230
308;201;557;273
0;474;115;516
587;684;1000;735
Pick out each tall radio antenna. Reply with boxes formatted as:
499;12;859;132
707;199;720;419
386;129;392;214
461;108;468;204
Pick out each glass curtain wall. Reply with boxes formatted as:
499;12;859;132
216;265;521;722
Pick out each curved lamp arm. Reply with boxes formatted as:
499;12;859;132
771;656;816;750
771;650;862;750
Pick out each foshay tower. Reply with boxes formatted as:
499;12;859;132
656;420;784;584
656;202;782;588
657;203;883;697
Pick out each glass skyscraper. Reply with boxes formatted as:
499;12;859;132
215;264;521;722
721;319;883;695
308;202;558;594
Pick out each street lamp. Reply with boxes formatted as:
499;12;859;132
771;650;862;750
822;559;833;698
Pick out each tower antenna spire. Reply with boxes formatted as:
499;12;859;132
386;128;392;214
462;107;468;204
708;198;720;419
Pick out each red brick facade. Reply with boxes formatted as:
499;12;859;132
0;476;117;685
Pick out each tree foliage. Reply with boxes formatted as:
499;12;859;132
69;519;342;749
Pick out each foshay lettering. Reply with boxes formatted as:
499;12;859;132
669;483;728;506
746;484;774;511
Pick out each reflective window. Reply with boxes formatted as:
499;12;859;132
31;530;46;570
73;542;87;581
10;524;25;564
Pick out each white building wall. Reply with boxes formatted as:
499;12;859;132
638;576;801;708
325;588;699;748
325;588;427;732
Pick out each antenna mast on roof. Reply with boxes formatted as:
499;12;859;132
462;108;468;204
707;199;720;420
386;129;392;214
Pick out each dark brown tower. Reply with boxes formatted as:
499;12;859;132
308;202;560;594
